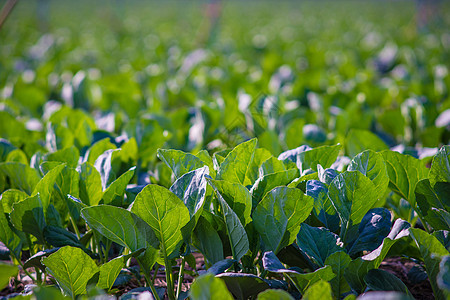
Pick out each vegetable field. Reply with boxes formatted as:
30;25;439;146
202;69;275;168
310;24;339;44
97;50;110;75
0;0;449;299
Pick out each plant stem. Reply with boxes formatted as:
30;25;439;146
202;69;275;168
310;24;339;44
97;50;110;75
0;0;18;30
175;256;186;300
137;258;161;300
164;254;175;300
69;216;81;240
152;264;159;285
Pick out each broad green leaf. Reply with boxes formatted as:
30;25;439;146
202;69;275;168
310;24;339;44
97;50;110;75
1;189;28;213
81;205;158;251
317;166;339;185
302;280;333;300
209;181;249;261
42;246;99;298
170;166;209;218
344;219;411;293
296;223;342;267
381;150;428;209
43;146;79;169
192;216;224;264
46;123;74;152
260;156;287;177
32;286;69;300
0;162;41;195
254;187;313;253
438;256;450;294
328;171;378;242
195;149;216;179
43;226;84;249
257;289;294;300
324;251;352;297
278;144;341;173
415;179;450;230
94;149;122;190
189;273;233;300
131;184;190;256
347;150;389;196
10;194;46;244
23;248;58;271
364;269;413;297
5;149;28;164
78;162;103;206
245;148;273;186
345;129;388;158
157;149;205;179
97;249;145;291
217;138;257;184
250;169;299;209
0;200;22;260
205;259;236;275
216;273;270;300
0;139;16;162
347;208;392;257
207;179;252;226
429;145;450;186
0;263;18;290
102;166;136;206
287;266;336;294
85;138;116;165
33;164;79;221
305;180;339;231
409;228;449;300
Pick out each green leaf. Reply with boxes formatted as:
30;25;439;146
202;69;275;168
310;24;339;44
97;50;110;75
216;273;270;300
409;228;449;300
131;184;190;256
302;280;333;300
328;171;378;242
207;179;252;226
43;226;84;249
195;150;216;179
208;180;249;261
278;144;341;173
43;146;79;169
42;246;99;298
347;150;389;196
10;194;47;244
438;256;450;294
381;150;428;209
102;166;136;206
81;205;158;251
192;216;224;265
296;223;343;267
0;198;22;259
157;149;206;179
324;251;352;298
245;148;273;186
97;249;145;291
85;138;116;165
257;289;294;300
78;162;103;206
0;162;41;195
33;164;79;221
260;156;287;177
287;266;336;294
250;169;299;209
364;269;413;297
94;149;122;190
415;179;450;230
217;138;257;185
253;187;313;254
347;208;392;257
32;285;70;300
429;145;450;186
344;219;411;293
345;129;388;158
170;166;209;219
0;262;18;290
189;273;233;300
5;149;28;164
1;189;28;214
